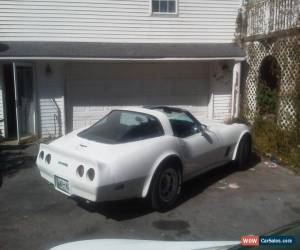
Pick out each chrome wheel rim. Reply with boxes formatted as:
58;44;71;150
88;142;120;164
158;168;179;203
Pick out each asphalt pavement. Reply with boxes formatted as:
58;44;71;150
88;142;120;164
0;144;300;250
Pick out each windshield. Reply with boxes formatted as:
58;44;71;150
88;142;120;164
77;110;164;144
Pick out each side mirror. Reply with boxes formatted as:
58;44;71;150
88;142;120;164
193;124;204;134
199;124;208;135
193;126;201;133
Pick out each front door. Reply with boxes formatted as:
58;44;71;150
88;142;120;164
2;63;36;142
180;130;220;176
14;63;35;140
153;107;222;180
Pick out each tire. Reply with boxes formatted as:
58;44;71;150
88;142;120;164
234;134;252;170
149;162;182;212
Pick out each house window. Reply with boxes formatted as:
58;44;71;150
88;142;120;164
152;0;177;14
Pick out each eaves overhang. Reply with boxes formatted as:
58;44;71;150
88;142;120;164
0;42;245;61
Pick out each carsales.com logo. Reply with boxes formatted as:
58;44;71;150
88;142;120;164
241;235;295;247
240;235;260;246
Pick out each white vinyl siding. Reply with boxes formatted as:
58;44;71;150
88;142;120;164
0;0;241;43
65;62;210;131
209;61;233;122
213;94;232;121
36;62;65;138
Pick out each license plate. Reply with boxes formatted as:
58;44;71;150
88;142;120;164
54;176;69;194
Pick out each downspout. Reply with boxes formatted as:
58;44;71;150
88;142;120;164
50;98;62;137
12;62;20;144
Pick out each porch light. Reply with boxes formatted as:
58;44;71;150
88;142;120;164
45;63;53;76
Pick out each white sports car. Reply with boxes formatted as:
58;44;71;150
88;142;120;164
36;106;251;210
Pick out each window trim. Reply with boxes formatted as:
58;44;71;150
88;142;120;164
150;0;178;16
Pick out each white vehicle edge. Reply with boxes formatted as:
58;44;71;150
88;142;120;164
36;107;251;210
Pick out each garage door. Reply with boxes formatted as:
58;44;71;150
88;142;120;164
66;62;210;131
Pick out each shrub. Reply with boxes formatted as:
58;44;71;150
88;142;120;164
252;116;300;173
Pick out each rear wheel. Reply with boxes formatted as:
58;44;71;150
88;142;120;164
149;163;182;211
234;134;251;169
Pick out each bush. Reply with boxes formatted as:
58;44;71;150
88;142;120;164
252;116;300;173
256;81;278;115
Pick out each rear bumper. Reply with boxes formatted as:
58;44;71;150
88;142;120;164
36;143;111;202
36;143;147;202
39;166;100;202
38;163;146;202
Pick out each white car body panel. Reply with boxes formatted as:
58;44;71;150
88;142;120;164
50;239;239;250
36;107;250;202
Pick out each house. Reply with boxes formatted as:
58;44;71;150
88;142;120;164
0;0;244;143
236;0;299;128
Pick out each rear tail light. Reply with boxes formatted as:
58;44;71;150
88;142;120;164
39;151;44;160
87;168;95;181
77;165;84;177
45;154;51;164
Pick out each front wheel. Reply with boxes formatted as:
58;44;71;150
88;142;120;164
234;134;252;170
149;164;182;212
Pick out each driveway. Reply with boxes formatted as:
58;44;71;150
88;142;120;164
0;144;300;250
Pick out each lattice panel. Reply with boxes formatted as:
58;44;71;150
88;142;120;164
243;36;299;128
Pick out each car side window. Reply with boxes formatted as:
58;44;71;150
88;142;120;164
165;111;201;138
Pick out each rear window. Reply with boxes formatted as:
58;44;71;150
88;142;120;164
78;110;164;144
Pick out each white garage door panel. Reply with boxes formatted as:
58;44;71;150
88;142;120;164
66;62;210;131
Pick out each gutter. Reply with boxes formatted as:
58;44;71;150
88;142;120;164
0;56;246;62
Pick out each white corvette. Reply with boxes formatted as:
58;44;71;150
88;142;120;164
36;106;251;210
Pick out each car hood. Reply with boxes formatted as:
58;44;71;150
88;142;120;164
50;239;239;250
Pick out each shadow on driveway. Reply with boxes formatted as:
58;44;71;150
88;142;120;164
77;153;261;221
0;144;36;180
179;153;260;206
